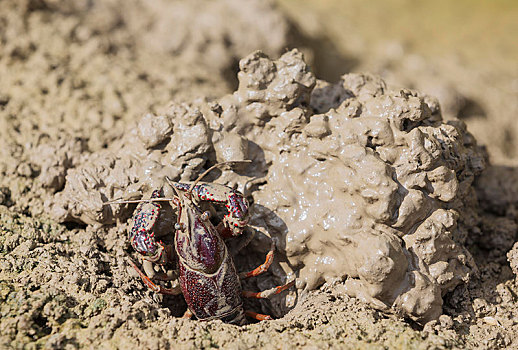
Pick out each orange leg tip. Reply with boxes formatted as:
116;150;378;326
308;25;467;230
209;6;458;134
242;280;295;299
129;259;179;294
245;310;272;321
182;309;193;319
242;291;257;298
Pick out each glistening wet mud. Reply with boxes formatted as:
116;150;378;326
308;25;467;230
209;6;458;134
1;0;518;348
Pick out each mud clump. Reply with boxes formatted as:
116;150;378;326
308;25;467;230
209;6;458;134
508;243;518;278
0;0;294;218
48;50;485;324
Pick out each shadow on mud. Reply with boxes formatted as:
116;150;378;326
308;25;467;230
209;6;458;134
443;164;518;332
287;18;358;82
223;14;357;91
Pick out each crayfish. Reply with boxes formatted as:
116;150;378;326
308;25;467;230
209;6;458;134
106;161;294;324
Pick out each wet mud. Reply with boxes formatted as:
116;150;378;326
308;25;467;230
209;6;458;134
1;0;518;349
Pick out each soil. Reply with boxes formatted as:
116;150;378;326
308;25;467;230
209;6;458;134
1;0;518;349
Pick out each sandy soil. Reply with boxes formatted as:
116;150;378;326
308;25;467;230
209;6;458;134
1;0;518;349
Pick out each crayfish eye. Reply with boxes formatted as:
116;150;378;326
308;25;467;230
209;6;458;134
201;211;210;221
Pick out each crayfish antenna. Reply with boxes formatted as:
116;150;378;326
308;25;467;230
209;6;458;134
188;160;252;193
164;177;182;206
103;198;175;206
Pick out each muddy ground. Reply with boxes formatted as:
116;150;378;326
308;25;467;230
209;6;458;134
1;0;518;349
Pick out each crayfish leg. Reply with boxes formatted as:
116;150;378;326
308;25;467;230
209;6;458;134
245;310;272;321
142;260;178;281
129;260;182;295
182;309;193;319
238;241;274;279
242;280;295;299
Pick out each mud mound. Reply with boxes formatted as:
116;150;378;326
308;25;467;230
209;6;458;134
47;50;485;324
2;1;518;348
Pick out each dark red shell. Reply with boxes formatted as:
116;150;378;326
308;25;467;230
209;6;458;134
175;193;245;323
179;247;243;322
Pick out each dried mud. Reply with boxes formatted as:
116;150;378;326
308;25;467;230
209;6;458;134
1;1;518;349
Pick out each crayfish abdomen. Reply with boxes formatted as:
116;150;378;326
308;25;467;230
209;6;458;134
175;186;247;324
172;186;294;323
179;246;245;324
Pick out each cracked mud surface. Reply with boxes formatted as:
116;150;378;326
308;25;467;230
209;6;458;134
1;0;518;349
